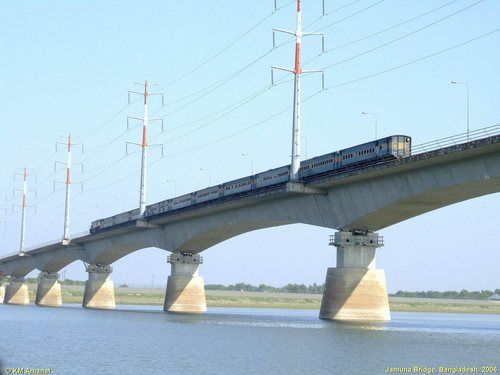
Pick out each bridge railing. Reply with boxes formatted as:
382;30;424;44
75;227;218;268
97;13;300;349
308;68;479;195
1;230;91;258
412;123;500;155
24;237;65;252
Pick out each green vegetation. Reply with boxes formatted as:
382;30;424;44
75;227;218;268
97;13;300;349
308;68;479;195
17;285;500;314
390;301;500;315
391;289;500;300
205;282;325;294
14;277;86;286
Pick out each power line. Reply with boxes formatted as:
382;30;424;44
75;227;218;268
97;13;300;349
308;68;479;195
155;1;295;92
150;77;292;146
153;42;289;116
145;0;257;79
319;0;486;71
324;28;500;90
324;0;461;53
312;0;387;33
79;101;134;141
304;0;363;30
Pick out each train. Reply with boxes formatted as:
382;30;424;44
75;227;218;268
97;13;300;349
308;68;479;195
90;135;411;235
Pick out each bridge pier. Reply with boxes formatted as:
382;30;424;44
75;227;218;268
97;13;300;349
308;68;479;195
164;252;206;314
36;271;62;307
0;283;5;303
82;264;115;309
319;230;390;322
4;276;30;305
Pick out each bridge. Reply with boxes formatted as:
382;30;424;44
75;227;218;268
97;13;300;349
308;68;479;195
0;126;499;321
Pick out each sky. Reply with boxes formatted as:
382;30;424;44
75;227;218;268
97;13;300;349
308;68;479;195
0;0;498;292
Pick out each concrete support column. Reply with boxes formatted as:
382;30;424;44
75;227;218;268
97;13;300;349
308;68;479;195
320;230;390;322
36;271;62;307
164;252;206;313
4;276;30;305
82;264;115;310
0;283;5;304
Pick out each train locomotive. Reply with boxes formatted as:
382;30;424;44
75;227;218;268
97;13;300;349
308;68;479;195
90;135;411;235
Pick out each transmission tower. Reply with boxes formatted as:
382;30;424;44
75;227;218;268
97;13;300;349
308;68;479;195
54;134;83;245
127;81;165;217
13;168;37;255
272;0;325;181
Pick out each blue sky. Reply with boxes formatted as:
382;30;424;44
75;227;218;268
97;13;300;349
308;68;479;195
0;0;498;291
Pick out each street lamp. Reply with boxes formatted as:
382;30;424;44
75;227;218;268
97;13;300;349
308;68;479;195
362;112;378;140
165;179;177;197
241;153;254;175
200;168;211;187
451;80;470;141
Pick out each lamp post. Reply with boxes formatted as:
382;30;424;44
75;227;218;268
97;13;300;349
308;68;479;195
451;80;470;141
362;112;378;140
200;168;211;187
241;153;254;175
165;179;177;197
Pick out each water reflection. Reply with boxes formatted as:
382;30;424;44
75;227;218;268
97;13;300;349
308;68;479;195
1;304;499;375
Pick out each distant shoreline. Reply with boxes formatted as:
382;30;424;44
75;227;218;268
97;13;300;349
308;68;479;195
17;285;500;314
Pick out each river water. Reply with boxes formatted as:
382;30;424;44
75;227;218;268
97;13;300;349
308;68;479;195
0;305;499;374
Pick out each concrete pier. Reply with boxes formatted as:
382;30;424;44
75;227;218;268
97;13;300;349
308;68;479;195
320;230;390;322
0;283;5;303
36;271;62;307
164;252;206;313
82;264;115;309
4;276;30;305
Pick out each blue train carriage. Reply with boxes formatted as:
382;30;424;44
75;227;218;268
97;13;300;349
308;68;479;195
194;185;221;205
90;208;140;234
222;176;253;197
171;193;193;211
299;135;412;178
299;152;340;178
145;199;170;217
255;166;290;189
338;136;408;167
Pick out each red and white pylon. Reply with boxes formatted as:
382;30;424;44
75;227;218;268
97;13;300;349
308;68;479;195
55;134;83;245
272;0;324;181
13;168;36;255
127;81;164;217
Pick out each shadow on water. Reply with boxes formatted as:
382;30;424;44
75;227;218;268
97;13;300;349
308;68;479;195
322;319;389;331
0;359;4;375
49;303;394;330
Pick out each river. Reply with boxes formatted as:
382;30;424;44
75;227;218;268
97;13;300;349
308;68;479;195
1;305;499;374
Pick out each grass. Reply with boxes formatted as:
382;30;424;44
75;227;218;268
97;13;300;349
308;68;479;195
22;287;500;314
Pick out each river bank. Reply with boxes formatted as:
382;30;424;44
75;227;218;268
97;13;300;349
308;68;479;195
19;284;500;314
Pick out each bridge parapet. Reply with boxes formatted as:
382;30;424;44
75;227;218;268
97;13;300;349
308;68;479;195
412;123;499;154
